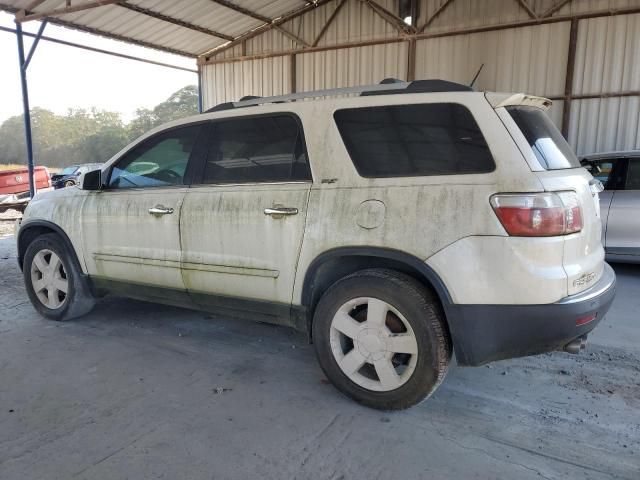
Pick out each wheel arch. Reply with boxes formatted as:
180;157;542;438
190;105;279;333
301;247;454;333
17;220;81;272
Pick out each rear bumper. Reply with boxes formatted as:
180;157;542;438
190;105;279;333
447;263;616;366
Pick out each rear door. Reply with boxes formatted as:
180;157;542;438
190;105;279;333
81;123;205;298
606;157;640;258
180;114;312;323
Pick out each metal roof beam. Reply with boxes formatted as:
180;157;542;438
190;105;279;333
418;0;455;33
118;2;234;41
542;0;573;18
0;25;198;71
312;0;347;47
201;0;333;59
515;0;537;19
208;0;309;46
16;0;120;22
274;25;309;47
363;0;415;34
208;0;270;23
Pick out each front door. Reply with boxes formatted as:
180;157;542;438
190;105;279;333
180;114;313;324
606;157;640;258
81;124;204;299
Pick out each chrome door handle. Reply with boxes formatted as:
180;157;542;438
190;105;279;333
264;206;298;217
148;205;174;216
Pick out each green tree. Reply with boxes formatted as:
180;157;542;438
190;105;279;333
0;85;198;168
127;85;198;139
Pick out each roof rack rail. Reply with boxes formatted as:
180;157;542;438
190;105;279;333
204;79;472;113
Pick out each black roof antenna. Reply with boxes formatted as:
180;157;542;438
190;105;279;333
469;64;484;88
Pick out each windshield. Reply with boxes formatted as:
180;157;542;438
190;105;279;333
506;106;580;170
61;165;79;175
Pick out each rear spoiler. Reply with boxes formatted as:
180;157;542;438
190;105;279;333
485;92;552;111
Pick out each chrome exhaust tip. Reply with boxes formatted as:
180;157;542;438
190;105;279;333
564;335;587;354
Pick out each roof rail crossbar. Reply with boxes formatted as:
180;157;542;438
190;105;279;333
232;82;410;109
204;79;472;113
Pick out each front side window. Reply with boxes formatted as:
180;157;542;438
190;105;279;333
108;125;201;189
507;106;580;170
202;115;311;184
333;103;495;178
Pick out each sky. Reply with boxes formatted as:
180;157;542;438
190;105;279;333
0;11;198;124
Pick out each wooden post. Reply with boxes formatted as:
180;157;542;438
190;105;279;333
561;19;578;139
407;38;416;81
291;54;297;93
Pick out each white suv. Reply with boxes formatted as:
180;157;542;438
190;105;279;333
17;80;616;410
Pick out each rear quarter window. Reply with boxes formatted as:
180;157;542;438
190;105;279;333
333;103;495;178
506;106;580;170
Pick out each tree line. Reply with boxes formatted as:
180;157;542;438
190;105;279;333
0;85;198;169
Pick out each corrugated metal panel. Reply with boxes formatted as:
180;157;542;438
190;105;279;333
568;12;640;154
290;0;400;47
296;42;408;91
415;22;569;97
59;4;221;55
569;97;640;155
548;0;640;16
573;13;640;94
0;0;313;56
423;0;533;32
201;57;291;110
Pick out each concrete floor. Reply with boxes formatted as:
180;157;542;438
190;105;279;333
0;233;639;480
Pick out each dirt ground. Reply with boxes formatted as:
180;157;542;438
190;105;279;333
0;227;638;479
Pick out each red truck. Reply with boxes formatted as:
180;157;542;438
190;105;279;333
0;166;52;213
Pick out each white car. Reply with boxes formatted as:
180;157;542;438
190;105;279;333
17;80;616;410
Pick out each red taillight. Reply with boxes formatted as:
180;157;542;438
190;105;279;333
576;313;597;326
490;192;583;237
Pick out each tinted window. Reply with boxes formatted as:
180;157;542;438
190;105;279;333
333;103;495;178
626;159;640;190
507;106;580;170
109;125;200;189
202;115;311;184
591;161;614;188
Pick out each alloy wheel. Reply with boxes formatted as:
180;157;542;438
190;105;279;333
329;297;418;392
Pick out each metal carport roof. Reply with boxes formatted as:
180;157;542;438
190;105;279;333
1;1;337;197
0;0;329;57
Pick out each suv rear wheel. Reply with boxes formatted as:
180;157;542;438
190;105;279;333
312;269;451;410
23;233;96;321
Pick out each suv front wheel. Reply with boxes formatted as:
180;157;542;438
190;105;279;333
312;269;451;410
23;233;96;321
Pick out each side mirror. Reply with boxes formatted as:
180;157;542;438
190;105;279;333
81;169;102;191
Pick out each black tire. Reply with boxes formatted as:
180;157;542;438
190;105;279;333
23;233;96;321
312;268;451;410
64;180;76;188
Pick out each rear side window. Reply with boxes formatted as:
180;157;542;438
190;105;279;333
202;115;311;184
333;103;495;178
507;106;580;170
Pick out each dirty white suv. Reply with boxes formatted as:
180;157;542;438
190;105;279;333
17;79;616;410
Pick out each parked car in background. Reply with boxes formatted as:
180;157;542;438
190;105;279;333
0;165;51;197
51;163;102;189
581;151;640;263
0;166;52;213
17;80;616;410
